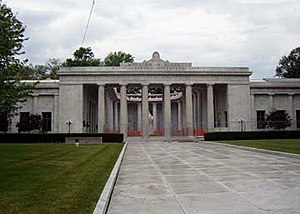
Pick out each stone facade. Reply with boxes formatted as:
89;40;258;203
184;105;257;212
7;52;300;139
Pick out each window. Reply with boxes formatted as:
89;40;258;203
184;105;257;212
42;112;52;132
20;112;30;122
257;110;266;129
297;110;300;129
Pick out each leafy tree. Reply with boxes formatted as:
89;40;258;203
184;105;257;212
16;114;42;132
29;114;43;131
63;47;100;66
0;1;34;119
266;109;291;130
16;113;30;132
46;58;62;79
20;64;46;80
104;51;134;66
21;58;62;80
275;47;300;78
0;112;8;132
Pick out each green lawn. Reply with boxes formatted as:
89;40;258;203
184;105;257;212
218;139;300;154
0;143;123;214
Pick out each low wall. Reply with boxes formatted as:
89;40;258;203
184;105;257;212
65;137;102;144
0;133;124;143
204;130;300;141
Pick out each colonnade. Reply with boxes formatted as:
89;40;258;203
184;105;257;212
96;83;217;139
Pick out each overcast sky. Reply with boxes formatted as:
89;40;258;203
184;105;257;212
7;0;300;78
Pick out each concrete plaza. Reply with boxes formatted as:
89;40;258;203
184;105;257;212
107;141;300;214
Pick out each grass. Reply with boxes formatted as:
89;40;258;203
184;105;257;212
0;143;123;214
218;139;300;154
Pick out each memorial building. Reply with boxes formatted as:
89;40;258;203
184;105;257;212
8;52;300;140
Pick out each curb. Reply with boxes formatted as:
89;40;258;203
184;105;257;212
93;142;128;214
202;141;300;159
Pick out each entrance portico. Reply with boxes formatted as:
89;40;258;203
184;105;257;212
58;52;252;140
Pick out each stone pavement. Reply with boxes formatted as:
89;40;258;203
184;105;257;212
107;142;300;214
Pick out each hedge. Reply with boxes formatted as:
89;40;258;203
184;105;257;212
204;130;300;141
0;133;124;143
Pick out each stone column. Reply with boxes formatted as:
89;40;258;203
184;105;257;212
250;94;255;130
195;91;198;129
195;92;199;128
197;90;202;128
177;101;182;131
98;84;105;133
181;95;186;132
53;94;59;132
33;94;39;114
268;93;274;112
120;84;128;138
207;84;214;131
142;84;149;138
114;101;119;131
201;88;207;129
288;93;294;129
185;84;193;136
106;94;114;131
92;102;95;133
153;103;157;130
164;84;171;140
192;93;196;129
137;102;142;131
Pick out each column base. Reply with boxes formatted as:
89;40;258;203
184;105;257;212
186;127;194;136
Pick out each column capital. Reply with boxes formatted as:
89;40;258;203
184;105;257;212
120;83;127;87
185;83;193;87
32;93;39;97
163;83;171;87
288;93;294;96
268;93;275;96
141;83;149;86
206;83;214;87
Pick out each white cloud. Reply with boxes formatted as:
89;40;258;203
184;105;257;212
6;0;300;78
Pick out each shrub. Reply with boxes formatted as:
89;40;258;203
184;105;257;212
0;113;8;132
266;109;291;130
16;114;43;132
0;133;124;143
204;131;300;141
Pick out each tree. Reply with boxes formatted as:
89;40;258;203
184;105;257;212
0;112;8;132
16;114;42;132
275;47;300;78
20;58;62;80
46;58;62;79
0;1;34;119
266;109;291;130
104;51;134;66
63;47;101;66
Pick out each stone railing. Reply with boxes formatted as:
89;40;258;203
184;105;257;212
114;88;182;102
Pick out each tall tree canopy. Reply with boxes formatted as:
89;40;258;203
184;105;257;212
0;1;33;117
275;47;300;78
63;47;101;66
266;109;291;130
104;51;134;66
21;58;62;80
44;58;62;79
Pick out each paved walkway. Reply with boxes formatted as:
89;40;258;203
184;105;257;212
107;142;300;214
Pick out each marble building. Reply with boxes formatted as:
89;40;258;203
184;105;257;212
8;52;300;139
